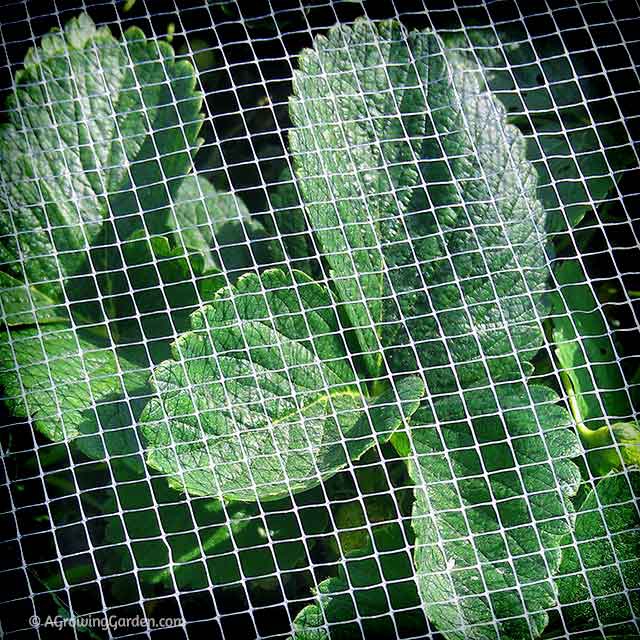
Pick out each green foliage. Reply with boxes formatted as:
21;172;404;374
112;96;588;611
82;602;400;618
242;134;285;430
1;12;637;640
0;13;202;300
410;385;581;640
291;524;427;640
141;268;423;500
555;471;640;635
290;19;548;395
169;174;285;277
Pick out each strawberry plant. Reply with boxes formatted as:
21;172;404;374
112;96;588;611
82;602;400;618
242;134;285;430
1;12;638;640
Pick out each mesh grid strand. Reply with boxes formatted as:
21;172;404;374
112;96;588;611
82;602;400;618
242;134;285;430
0;1;638;639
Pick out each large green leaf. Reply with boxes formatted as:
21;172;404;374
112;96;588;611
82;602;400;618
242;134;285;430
555;471;640;636
140;268;424;500
441;25;636;232
0;13;203;301
0;323;147;443
168;175;242;271
410;384;582;640
290;19;549;393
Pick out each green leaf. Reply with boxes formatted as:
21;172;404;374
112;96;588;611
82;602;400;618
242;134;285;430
168;175;239;271
0;271;68;327
410;384;582;640
0;13;203;300
0;13;214;452
124;234;225;304
212;215;285;279
290;20;569;638
552;259;633;428
441;26;636;231
291;523;428;640
168;173;285;278
169;174;265;271
0;323;146;443
140;268;424;500
555;471;640;635
290;19;549;393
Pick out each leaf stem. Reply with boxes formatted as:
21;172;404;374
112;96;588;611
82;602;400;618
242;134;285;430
559;369;612;452
559;369;592;441
370;377;387;397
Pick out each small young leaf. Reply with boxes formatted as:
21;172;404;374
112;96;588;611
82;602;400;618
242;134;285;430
140;268;424;500
581;422;640;477
168;174;283;274
168;175;245;271
291;524;428;640
212;216;285;278
168;173;285;278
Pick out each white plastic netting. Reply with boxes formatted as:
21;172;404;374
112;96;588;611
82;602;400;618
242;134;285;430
0;1;638;639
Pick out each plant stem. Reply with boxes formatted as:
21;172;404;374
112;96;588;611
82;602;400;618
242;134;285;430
559;369;593;441
370;377;387;397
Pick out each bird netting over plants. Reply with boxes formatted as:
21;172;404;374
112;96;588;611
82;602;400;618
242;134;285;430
0;1;639;638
